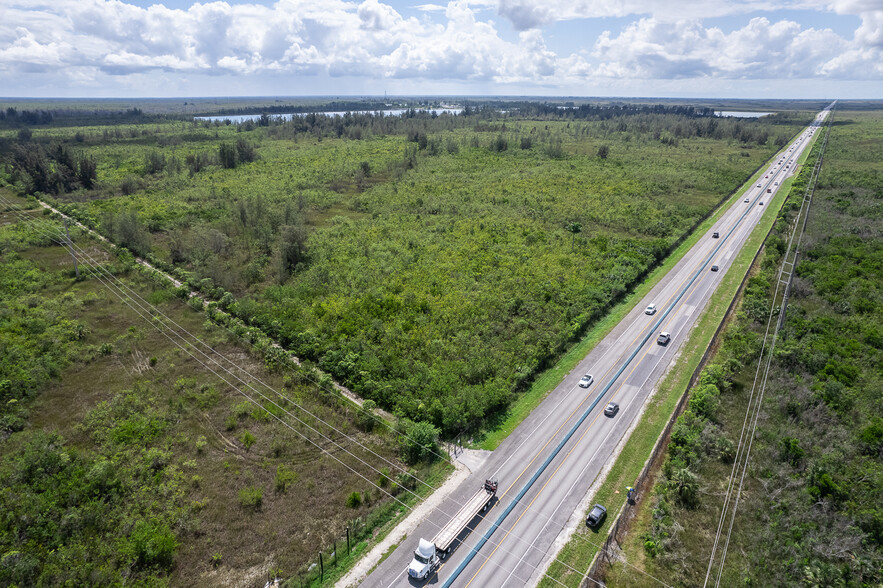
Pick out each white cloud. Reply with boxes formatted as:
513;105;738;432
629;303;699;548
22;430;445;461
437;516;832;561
0;27;65;70
0;0;880;95
827;0;883;48
496;0;790;30
415;3;447;12
592;16;876;80
0;0;565;85
358;0;404;30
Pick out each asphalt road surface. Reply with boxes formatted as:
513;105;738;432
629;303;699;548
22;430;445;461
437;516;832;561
361;106;831;588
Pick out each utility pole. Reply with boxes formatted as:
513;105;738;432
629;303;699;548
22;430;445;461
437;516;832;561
64;218;79;279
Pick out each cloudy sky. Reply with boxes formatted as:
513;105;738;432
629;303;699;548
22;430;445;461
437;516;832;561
1;0;881;98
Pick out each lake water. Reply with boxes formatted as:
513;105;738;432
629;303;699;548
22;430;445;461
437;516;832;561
715;111;773;118
195;108;463;123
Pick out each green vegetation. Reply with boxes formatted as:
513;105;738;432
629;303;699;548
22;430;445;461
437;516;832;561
1;101;812;437
606;110;883;587
0;204;446;586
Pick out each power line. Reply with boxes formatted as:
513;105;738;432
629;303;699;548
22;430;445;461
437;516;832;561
0;197;672;588
702;106;834;587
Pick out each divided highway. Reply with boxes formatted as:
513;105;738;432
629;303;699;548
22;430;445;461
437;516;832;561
360;107;831;588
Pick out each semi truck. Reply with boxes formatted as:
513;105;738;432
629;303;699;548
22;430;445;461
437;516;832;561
407;479;498;580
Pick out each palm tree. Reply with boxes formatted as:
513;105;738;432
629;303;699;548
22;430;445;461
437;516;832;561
669;467;699;507
567;222;582;252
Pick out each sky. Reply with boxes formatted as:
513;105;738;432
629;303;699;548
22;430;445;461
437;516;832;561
1;0;881;98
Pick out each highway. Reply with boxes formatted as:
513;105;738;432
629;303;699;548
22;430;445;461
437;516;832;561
360;106;831;588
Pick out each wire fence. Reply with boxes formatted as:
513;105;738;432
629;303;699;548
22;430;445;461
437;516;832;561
263;514;377;588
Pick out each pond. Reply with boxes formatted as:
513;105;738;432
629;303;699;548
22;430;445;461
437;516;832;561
195;108;463;123
715;111;773;118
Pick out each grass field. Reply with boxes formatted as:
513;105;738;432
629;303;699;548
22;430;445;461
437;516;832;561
0;194;449;586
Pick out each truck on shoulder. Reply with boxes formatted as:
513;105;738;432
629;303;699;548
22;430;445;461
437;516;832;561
407;479;498;580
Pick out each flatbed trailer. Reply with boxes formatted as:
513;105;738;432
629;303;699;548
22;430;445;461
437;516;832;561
433;479;498;557
408;479;498;580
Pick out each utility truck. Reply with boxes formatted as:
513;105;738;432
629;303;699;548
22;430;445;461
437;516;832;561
407;479;498;580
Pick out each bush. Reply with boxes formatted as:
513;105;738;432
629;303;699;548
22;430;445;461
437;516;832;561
275;465;298;493
239;430;256;451
668;467;700;508
187;296;204;311
398;419;439;465
346;491;362;508
233;401;251;419
239;486;263;510
124;519;178;569
688;384;720;420
357;399;377;432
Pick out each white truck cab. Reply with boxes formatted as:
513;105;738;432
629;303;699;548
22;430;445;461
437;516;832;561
408;538;439;580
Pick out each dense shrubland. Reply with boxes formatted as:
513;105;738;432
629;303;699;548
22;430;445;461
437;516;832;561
0;102;811;434
617;111;883;587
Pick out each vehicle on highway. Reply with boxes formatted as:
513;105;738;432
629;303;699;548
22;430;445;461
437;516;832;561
774;181;779;185
744;198;750;203
408;479;498;580
586;504;607;528
657;332;671;345
711;265;719;272
712;231;719;238
603;402;619;417
767;188;772;193
578;374;594;388
759;201;764;205
644;303;657;315
756;183;762;188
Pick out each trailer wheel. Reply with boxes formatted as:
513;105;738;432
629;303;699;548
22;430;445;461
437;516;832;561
482;503;488;512
439;549;448;560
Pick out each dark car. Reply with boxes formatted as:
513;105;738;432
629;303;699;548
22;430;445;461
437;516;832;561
712;231;719;238
604;402;619;417
711;264;719;272
586;504;607;527
657;332;671;346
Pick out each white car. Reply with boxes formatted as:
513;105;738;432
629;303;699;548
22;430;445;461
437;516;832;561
645;303;657;315
578;374;594;388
